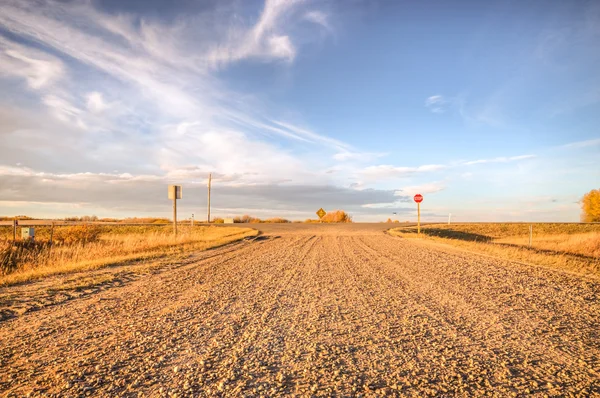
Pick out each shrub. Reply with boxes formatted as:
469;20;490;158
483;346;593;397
0;241;48;275
52;225;102;245
264;217;290;223
213;218;224;224
321;210;353;223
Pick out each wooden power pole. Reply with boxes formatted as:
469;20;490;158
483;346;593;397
168;185;182;236
207;173;212;223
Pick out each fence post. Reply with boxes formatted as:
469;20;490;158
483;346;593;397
13;219;17;242
529;225;532;247
50;222;55;244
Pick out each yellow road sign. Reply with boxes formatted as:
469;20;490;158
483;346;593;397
316;208;326;219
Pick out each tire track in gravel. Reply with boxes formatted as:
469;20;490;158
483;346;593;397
337;235;503;396
353;234;600;395
0;236;311;397
362;235;600;366
174;235;320;397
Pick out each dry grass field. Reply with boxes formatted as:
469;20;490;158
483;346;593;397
0;223;599;397
0;225;257;286
389;223;600;277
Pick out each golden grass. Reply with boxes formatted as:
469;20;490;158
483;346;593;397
389;224;600;277
0;226;257;286
410;222;600;239
496;232;600;258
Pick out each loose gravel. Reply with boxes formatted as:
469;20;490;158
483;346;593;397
0;225;598;397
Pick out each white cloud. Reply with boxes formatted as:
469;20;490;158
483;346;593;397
304;10;331;31
333;151;386;162
462;154;536;166
561;138;600;149
425;95;444;106
0;38;64;89
395;181;446;196
86;92;110;113
361;164;446;181
205;0;303;67
361;202;408;209
0;0;350;189
425;95;446;113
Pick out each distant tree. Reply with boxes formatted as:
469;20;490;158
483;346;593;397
386;218;393;223
581;189;600;222
321;210;353;223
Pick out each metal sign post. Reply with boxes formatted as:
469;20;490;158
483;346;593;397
413;194;423;235
168;185;182;236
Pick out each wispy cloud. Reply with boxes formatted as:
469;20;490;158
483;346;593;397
425;95;447;113
462;154;536;166
359;153;535;182
304;10;332;32
0;37;64;90
332;151;386;162
0;0;351;189
395;182;446;196
361;164;446;181
561;138;600;149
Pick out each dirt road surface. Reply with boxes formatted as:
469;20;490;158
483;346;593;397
1;224;599;397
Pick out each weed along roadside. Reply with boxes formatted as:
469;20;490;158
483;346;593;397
389;222;600;277
0;224;257;286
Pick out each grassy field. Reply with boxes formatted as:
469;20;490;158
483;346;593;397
389;223;600;276
0;225;257;286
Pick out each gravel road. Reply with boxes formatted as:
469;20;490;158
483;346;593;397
1;224;599;397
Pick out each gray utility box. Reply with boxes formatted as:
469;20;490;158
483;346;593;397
21;227;35;240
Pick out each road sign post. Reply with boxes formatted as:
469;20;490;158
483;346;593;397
168;185;182;236
413;194;423;236
316;208;326;223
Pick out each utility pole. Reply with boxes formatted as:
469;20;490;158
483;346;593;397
207;173;212;223
448;213;452;225
168;185;182;236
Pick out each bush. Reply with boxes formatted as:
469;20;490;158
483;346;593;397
213;218;224;224
0;241;48;275
321;210;353;223
264;218;290;223
52;225;102;245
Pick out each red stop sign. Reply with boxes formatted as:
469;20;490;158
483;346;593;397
414;194;423;203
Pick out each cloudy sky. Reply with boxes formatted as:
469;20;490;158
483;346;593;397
0;0;598;222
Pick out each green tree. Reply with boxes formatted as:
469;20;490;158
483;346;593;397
581;189;600;222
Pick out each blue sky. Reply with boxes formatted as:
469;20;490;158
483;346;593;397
0;0;598;221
